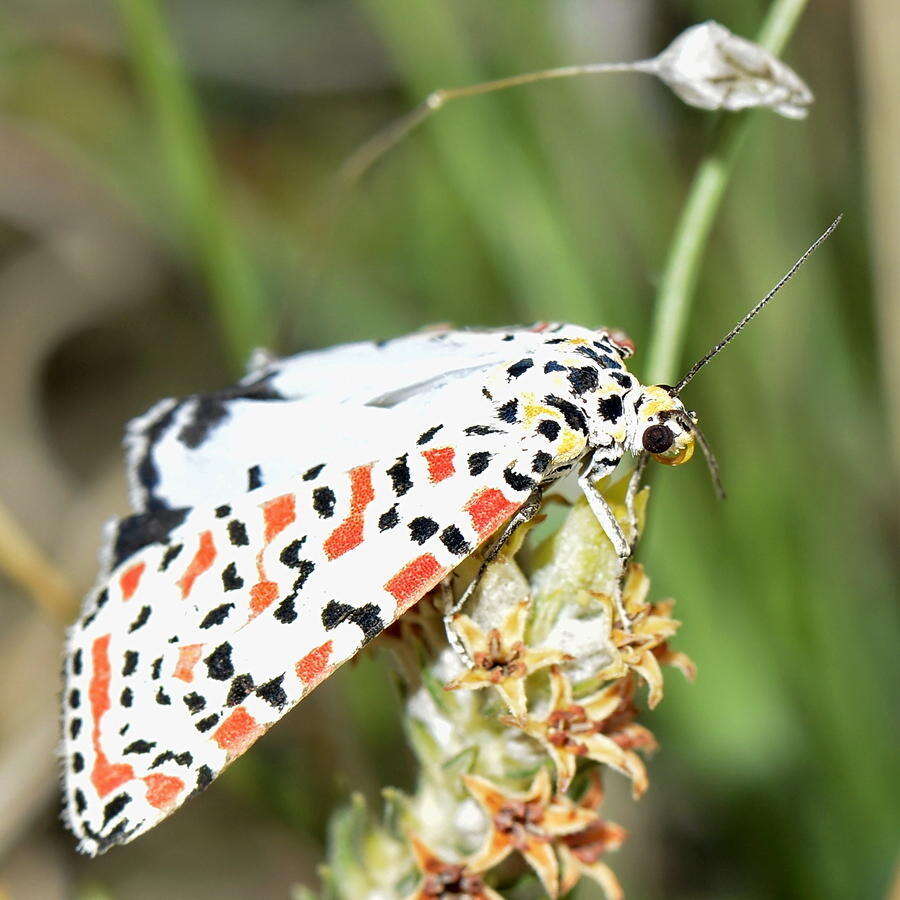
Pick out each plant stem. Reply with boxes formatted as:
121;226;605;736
114;0;269;367
0;498;75;622
644;0;810;386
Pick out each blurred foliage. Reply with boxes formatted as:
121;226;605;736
0;0;896;898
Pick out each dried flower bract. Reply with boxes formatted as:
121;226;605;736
651;20;813;119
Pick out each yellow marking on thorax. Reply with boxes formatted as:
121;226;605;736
606;421;628;445
556;427;585;462
521;399;586;463
522;400;557;424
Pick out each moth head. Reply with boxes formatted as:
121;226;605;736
634;218;841;500
632;385;695;466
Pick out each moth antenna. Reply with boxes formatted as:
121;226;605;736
690;421;726;501
673;215;842;394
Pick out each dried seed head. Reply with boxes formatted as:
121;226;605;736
651;20;813;119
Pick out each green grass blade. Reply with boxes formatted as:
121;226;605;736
114;0;269;365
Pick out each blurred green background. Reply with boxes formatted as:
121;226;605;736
0;0;896;898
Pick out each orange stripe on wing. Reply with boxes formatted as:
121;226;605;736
173;643;203;682
323;465;375;560
385;553;446;607
213;707;263;758
422;447;456;483
263;493;296;543
118;562;145;601
296;640;333;683
178;530;216;599
143;773;184;810
465;487;519;539
249;580;279;616
249;495;297;617
88;634;135;797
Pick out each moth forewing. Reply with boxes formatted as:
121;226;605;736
121;326;551;523
62;323;658;854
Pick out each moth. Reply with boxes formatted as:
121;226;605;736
60;221;838;855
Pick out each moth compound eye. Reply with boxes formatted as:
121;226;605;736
642;424;675;454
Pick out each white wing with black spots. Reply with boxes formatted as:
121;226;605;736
115;327;567;574
64;382;533;853
62;323;659;855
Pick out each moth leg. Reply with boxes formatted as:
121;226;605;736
578;452;633;627
443;489;544;666
624;452;648;546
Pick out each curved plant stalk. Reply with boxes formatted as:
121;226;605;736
340;19;811;189
339;60;652;187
